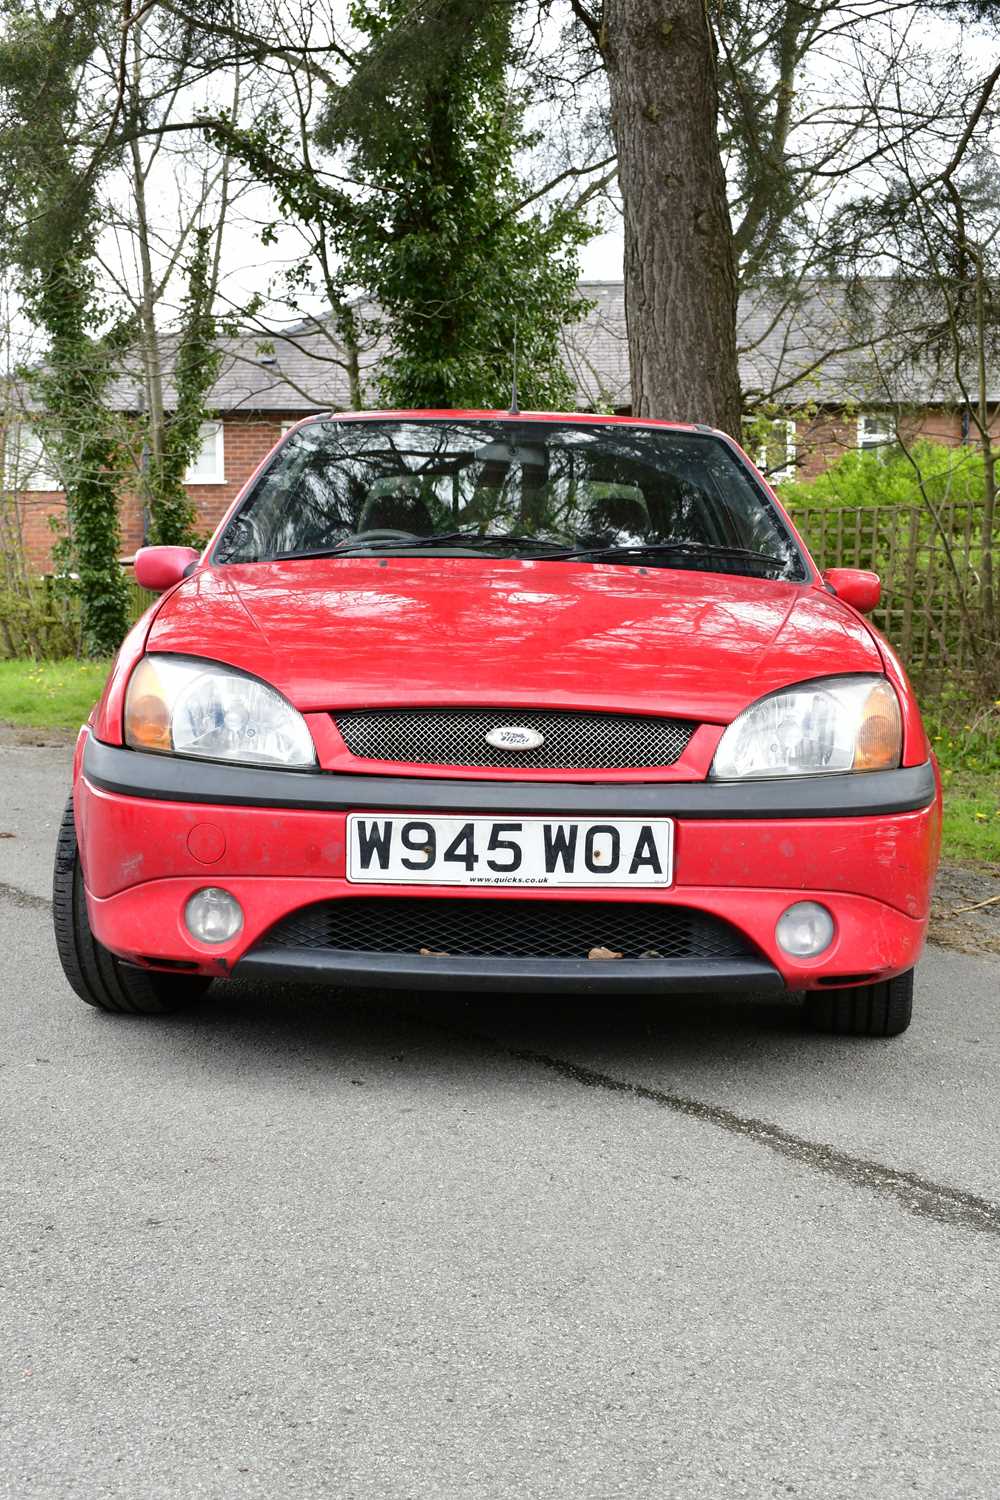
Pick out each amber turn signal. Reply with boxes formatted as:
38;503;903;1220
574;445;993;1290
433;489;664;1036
854;679;902;771
124;658;172;752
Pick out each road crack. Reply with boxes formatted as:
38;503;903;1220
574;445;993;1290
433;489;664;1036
501;1044;1000;1238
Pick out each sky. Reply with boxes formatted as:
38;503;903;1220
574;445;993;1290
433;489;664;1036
87;0;633;341
6;2;986;355
579;231;624;282
208;214;626;333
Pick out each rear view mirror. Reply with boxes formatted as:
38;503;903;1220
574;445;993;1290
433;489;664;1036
133;546;200;593
823;568;881;614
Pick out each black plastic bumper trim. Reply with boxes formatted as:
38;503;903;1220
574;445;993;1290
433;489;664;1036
232;947;786;995
82;734;936;820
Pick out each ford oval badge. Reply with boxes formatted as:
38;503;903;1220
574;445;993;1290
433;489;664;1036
485;725;545;751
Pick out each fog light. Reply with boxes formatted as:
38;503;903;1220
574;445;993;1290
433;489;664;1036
184;887;243;944
776;901;834;958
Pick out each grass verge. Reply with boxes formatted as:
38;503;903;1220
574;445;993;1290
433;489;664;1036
0;659;111;733
937;768;1000;867
925;703;1000;868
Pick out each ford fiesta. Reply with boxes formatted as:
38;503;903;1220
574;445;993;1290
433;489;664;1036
54;412;941;1036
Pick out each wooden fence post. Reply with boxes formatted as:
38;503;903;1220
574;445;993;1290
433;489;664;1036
900;507;920;663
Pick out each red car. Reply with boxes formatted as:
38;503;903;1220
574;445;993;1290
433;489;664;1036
54;411;941;1036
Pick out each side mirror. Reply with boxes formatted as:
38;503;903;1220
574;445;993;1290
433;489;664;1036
823;567;881;615
133;546;200;593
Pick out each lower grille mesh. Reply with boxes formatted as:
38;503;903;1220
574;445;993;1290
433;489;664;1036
333;707;696;770
260;898;753;962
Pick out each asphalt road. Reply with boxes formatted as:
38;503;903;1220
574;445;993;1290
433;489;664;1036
2;735;1000;1499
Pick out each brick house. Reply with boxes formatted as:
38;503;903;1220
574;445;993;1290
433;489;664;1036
6;279;987;572
568;281;988;482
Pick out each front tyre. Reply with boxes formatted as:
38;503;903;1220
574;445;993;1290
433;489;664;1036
53;797;212;1015
803;969;914;1038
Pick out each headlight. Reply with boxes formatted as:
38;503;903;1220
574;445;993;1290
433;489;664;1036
710;674;902;779
124;655;316;767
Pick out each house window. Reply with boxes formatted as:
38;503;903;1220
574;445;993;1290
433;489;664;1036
5;423;61;492
184;422;225;484
857;412;895;454
754;419;797;482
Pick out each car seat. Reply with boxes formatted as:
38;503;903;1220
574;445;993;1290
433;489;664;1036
358;477;435;534
582;484;651;544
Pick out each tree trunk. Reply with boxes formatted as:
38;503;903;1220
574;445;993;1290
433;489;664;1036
128;37;165;481
974;248;996;654
603;0;742;435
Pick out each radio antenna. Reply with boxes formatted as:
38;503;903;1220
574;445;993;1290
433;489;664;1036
509;321;520;415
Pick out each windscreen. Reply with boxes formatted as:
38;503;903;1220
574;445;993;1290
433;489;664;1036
214;418;807;580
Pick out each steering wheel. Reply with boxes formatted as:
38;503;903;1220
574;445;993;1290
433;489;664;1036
349;528;422;544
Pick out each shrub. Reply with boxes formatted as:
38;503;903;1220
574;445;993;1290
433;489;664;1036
0;573;159;661
777;440;987;511
0;580;82;660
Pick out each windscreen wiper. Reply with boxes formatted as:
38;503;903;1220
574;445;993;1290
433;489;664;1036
544;540;788;570
378;529;572;551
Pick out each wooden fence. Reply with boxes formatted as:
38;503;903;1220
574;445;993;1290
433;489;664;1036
787;501;990;690
126;576;158;622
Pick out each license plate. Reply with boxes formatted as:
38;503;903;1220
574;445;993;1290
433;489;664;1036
346;815;674;888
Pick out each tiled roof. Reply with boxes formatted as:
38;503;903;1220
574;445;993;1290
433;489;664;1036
100;316;372;415
16;280;986;417
568;279;986;409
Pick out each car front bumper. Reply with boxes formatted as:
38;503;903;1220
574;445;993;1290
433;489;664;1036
76;735;940;994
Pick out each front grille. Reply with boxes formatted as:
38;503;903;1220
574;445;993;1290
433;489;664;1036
333;707;696;770
260;898;752;961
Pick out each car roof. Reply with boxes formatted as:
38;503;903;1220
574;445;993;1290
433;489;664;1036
303;409;720;436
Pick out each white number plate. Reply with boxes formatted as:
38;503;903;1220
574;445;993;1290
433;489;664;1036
346;815;674;888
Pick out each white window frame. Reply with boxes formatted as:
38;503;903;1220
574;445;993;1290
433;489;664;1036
754;418;797;483
857;412;895;454
5;422;61;492
184;421;226;485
